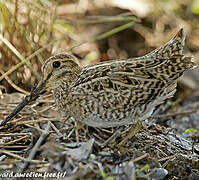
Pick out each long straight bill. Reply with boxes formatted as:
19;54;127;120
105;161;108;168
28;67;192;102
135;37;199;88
0;80;45;126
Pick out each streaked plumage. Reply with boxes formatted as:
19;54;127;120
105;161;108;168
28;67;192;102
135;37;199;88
1;28;197;127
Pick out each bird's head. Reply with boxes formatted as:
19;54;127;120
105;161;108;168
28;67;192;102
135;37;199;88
0;54;81;126
38;54;81;91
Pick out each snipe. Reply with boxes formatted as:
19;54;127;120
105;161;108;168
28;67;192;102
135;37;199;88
1;28;197;127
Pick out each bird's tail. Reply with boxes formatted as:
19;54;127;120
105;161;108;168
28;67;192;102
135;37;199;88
137;28;198;82
147;55;197;83
144;28;185;59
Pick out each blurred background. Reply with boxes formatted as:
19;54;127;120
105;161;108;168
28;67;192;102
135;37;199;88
0;0;199;94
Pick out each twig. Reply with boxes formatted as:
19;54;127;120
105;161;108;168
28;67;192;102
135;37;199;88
17;121;50;173
158;155;176;162
94;21;136;41
155;110;198;119
0;133;31;137
155;147;168;157
70;21;136;51
0;69;29;95
60;15;139;24
1;135;29;146
15;118;62;125
0;150;45;164
0;37;61;82
50;121;62;136
162;155;176;168
75;121;79;145
0;34;41;80
133;153;149;163
0;145;28;149
99;128;121;148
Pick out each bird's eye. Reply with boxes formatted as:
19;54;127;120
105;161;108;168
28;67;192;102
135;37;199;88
52;61;61;68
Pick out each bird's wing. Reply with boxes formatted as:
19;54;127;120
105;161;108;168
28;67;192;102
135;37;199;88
71;57;166;108
72;54;194;107
72;27;189;92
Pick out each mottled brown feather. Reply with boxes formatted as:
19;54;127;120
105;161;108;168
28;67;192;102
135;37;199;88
1;28;197;127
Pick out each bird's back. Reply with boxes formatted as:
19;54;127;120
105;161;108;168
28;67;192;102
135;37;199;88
61;29;196;127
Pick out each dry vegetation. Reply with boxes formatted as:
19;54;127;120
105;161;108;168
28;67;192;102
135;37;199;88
0;0;199;179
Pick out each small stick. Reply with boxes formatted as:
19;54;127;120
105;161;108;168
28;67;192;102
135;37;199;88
155;109;197;119
1;135;29;146
0;133;31;137
0;150;45;164
75;121;79;145
133;153;149;163
17;122;50;173
99;128;121;148
0;69;29;95
50;121;62;136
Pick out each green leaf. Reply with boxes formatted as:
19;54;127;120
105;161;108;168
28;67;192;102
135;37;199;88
191;1;199;15
140;164;150;171
106;176;115;180
99;169;107;178
184;128;198;134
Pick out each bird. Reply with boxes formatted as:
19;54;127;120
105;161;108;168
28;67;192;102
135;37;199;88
1;28;197;128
